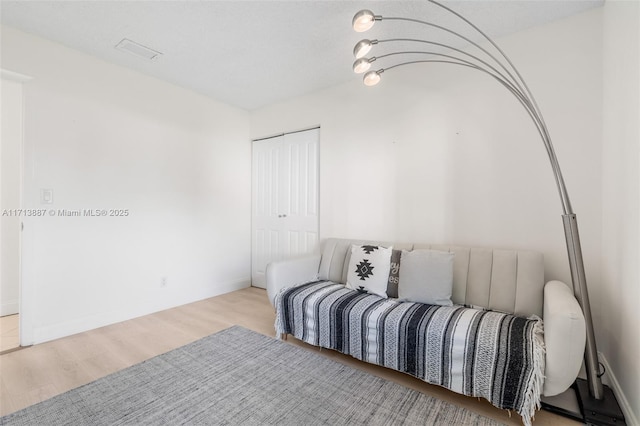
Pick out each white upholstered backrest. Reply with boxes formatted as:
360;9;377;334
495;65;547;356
318;238;544;318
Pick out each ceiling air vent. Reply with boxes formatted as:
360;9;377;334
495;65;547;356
115;38;162;61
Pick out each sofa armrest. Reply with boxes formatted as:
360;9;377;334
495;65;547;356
266;254;322;307
543;280;586;396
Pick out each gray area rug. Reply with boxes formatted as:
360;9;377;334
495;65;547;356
2;326;504;425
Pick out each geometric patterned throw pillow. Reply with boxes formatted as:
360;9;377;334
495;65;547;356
346;244;393;298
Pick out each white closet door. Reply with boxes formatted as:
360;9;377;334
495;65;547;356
251;128;319;288
252;135;283;289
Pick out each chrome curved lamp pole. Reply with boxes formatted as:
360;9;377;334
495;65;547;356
351;1;603;401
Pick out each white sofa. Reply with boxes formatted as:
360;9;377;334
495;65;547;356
267;238;586;401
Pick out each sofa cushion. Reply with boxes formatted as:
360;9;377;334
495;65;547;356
345;244;393;297
319;238;545;317
397;249;454;306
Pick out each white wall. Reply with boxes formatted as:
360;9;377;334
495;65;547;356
0;77;23;316
251;9;603;290
0;26;252;344
602;1;640;424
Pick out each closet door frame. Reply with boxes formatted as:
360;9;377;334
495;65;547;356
251;127;319;288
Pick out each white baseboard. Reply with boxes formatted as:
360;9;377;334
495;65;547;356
32;278;251;344
600;352;639;426
215;278;251;294
1;299;19;316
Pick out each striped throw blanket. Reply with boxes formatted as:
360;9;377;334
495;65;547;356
275;281;545;426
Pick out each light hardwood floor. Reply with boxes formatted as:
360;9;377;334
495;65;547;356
0;287;579;425
0;314;20;353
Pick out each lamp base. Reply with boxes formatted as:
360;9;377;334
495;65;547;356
541;379;626;426
576;379;626;426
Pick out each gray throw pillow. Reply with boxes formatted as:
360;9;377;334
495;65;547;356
398;249;454;306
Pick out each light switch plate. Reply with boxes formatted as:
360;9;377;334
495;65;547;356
41;188;53;204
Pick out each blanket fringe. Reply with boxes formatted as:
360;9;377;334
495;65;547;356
519;315;546;426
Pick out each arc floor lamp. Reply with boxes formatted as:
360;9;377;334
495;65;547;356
350;2;623;424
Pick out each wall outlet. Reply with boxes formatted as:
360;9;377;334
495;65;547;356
160;276;167;287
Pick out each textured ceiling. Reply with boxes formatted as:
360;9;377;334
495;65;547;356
0;1;603;111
